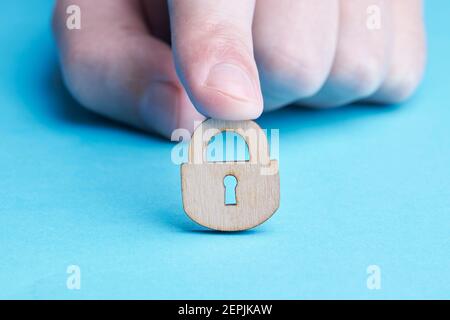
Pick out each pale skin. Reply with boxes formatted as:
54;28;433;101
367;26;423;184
53;0;426;138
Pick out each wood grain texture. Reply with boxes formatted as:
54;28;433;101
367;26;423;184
181;119;280;231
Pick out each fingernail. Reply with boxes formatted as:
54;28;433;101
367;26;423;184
204;63;258;102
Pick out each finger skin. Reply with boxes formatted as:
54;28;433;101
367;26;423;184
368;0;426;103
300;0;392;108
168;0;263;120
53;0;204;137
253;0;339;111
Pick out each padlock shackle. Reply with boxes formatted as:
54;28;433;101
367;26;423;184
188;119;271;165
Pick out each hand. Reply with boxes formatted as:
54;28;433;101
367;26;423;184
53;0;426;138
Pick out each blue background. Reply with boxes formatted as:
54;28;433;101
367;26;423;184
0;1;449;299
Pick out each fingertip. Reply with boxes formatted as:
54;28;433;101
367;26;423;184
199;62;264;120
183;61;264;121
195;90;264;120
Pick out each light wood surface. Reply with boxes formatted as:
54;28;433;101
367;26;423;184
181;119;280;231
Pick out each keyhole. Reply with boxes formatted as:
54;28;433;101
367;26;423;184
223;175;237;205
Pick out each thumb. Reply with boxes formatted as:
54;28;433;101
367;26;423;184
168;0;263;120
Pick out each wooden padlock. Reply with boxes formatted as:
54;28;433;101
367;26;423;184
181;119;280;231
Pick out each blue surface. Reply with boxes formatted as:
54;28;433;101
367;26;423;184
0;1;449;299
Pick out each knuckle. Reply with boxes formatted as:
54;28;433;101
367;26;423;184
331;54;385;97
257;48;328;97
378;78;422;104
60;44;109;108
379;61;426;103
180;21;253;65
208;36;252;63
387;78;421;103
65;45;100;73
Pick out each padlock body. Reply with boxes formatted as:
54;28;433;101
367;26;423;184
181;161;280;231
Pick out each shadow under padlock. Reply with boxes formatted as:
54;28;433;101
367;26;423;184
181;119;280;232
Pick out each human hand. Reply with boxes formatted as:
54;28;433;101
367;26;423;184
53;0;426;138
